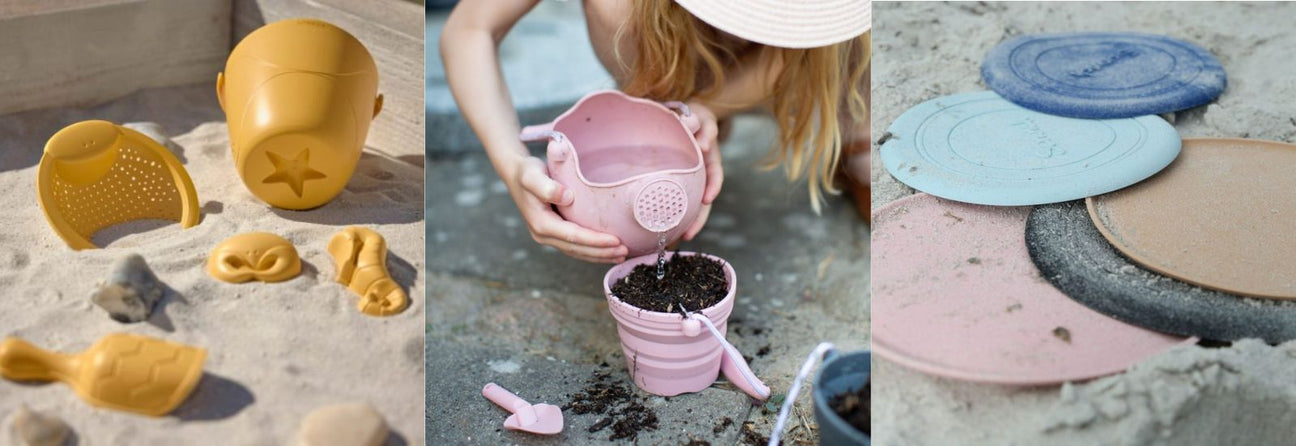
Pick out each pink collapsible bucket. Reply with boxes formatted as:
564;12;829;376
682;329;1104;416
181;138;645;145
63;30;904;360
522;90;705;257
602;252;769;400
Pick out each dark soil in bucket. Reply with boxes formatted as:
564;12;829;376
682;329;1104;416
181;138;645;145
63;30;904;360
611;253;728;314
829;381;870;435
565;369;660;441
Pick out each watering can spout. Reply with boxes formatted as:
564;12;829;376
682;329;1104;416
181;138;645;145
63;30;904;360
633;179;689;234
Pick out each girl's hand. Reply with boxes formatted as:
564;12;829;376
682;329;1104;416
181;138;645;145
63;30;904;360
683;101;723;241
505;154;629;263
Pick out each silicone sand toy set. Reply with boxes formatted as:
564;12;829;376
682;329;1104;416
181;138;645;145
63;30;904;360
8;17;412;440
877;28;1296;388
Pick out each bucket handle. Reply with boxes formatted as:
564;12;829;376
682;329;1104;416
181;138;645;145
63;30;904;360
682;309;770;401
769;342;836;446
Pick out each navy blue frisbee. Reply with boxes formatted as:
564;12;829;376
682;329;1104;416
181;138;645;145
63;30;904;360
982;32;1226;119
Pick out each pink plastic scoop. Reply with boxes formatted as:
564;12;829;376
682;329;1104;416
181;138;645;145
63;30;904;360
482;383;563;435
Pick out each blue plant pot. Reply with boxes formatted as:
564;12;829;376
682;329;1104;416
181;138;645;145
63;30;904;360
813;349;869;445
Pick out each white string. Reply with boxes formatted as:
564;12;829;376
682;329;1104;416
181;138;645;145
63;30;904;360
769;342;835;446
683;309;769;400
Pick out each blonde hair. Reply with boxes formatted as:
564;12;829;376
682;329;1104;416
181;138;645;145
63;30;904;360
616;1;870;212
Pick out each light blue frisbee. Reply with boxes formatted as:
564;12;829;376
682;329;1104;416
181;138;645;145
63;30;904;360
880;91;1181;206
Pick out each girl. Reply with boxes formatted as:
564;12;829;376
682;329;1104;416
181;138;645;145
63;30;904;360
441;0;870;263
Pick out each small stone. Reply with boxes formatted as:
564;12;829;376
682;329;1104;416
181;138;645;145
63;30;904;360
9;406;71;446
90;254;164;323
296;403;389;446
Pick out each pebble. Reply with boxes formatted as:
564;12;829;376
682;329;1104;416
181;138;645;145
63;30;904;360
296;403;390;446
8;406;71;446
90;253;164;323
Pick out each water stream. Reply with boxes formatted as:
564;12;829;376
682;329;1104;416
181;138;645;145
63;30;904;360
655;232;667;280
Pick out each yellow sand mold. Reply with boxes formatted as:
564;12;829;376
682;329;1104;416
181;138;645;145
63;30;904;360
37;120;200;250
328;227;408;316
0;333;206;417
207;232;303;283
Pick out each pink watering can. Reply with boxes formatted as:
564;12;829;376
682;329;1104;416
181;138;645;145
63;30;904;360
520;90;706;257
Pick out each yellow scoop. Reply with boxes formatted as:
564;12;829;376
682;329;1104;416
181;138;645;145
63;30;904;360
328;227;408;317
37;120;200;250
0;333;206;417
217;18;383;210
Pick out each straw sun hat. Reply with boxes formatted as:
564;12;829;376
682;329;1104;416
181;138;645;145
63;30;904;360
673;0;871;49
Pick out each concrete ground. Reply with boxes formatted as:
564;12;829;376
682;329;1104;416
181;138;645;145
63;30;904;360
425;112;869;444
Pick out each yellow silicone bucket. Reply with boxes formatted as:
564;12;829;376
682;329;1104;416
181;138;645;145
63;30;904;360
217;18;383;210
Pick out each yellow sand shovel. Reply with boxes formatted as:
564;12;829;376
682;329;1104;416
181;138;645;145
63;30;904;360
0;333;206;416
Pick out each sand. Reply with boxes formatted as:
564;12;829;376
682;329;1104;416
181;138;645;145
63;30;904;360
872;2;1296;444
0;84;425;445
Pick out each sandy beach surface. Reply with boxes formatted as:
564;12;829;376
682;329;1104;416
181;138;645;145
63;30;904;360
872;2;1296;444
0;84;425;445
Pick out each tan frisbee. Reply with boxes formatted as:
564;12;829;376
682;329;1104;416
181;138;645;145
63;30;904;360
1087;138;1296;300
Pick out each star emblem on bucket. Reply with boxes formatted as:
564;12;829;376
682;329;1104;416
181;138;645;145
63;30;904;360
262;148;326;197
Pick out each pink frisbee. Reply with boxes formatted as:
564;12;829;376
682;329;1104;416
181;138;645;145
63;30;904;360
871;193;1192;385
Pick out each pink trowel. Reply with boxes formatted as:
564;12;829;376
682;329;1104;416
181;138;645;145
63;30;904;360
482;383;563;435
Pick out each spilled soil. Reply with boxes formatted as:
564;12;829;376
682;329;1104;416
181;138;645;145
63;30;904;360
565;368;660;441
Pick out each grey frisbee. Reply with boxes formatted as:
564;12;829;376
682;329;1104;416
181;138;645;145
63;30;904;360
1025;200;1296;343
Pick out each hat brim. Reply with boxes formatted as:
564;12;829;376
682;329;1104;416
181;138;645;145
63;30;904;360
674;0;870;49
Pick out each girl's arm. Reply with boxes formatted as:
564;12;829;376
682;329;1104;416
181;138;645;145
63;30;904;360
441;2;628;263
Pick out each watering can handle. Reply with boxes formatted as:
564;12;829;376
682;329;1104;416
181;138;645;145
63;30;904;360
519;124;557;142
662;101;703;134
519;125;570;163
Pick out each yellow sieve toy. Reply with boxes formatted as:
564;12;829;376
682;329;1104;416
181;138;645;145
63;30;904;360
0;333;206;417
37;120;200;250
217;18;383;210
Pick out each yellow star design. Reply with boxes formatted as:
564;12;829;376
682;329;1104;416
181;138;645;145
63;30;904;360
262;148;326;197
